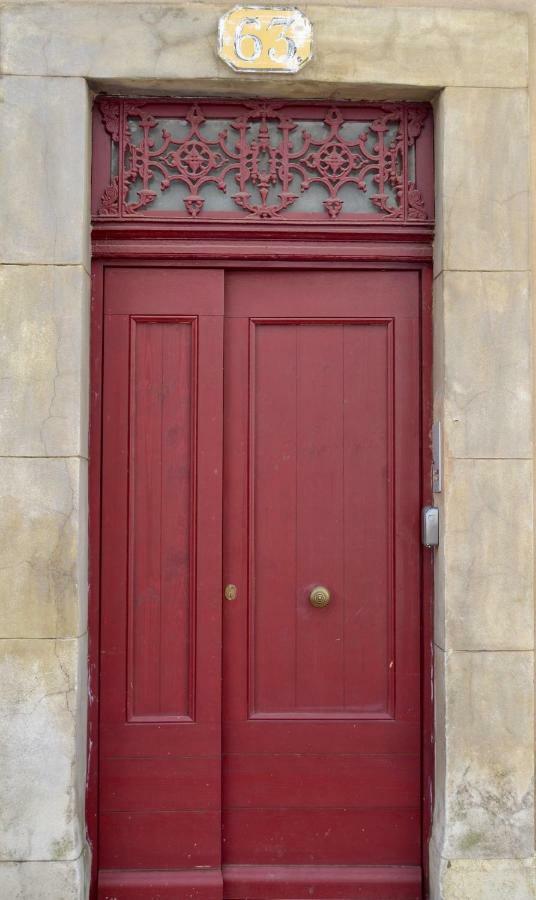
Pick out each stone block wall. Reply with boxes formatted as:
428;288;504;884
431;82;534;896
0;2;534;897
0;71;91;896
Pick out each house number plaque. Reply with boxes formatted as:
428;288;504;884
218;6;313;73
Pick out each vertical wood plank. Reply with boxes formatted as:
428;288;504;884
295;323;345;710
130;321;164;718
252;323;298;714
342;323;392;713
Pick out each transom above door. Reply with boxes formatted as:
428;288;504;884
92;97;434;229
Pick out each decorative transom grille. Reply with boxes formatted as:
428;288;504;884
93;98;433;224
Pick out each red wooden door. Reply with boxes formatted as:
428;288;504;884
98;267;224;899
96;264;424;900
222;270;422;899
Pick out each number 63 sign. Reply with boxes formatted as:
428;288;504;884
218;6;313;73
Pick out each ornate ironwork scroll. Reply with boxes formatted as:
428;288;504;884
94;99;433;224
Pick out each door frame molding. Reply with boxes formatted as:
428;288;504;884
88;248;433;898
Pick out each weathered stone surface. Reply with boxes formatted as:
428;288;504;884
0;5;533;900
439;858;536;900
0;637;87;861
0;458;87;639
0;4;528;89
439;271;531;459
434;88;529;273
0;265;89;458
430;844;535;900
434;459;533;651
0;77;90;267
432;643;447;853
0;855;88;900
432;271;445;428
435;648;534;859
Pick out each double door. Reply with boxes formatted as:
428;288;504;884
96;264;425;899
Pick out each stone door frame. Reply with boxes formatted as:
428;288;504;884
0;4;533;899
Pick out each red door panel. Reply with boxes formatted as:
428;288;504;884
222;269;422;898
98;267;224;898
100;756;220;811
251;320;393;717
128;317;193;721
223;808;420;864
224;753;420;808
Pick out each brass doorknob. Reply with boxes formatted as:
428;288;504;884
309;585;331;608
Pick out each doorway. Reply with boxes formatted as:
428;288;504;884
89;96;434;900
91;261;430;899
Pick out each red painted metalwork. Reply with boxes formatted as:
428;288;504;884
92;98;434;226
88;96;435;900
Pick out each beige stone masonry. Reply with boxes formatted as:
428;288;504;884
434;88;530;275
0;458;88;639
435;271;532;460
0;49;92;900
434;648;534;859
431;83;534;900
0;266;90;458
0;3;533;899
429;851;536;900
0;637;87;861
0;76;91;268
0;855;89;899
0;4;528;89
434;458;533;652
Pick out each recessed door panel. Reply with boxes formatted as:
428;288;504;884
128;317;195;721
251;320;393;716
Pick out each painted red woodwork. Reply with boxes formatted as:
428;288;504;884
249;318;393;716
90;96;434;899
128;317;195;720
98;267;224;893
222;270;422;895
99;869;223;899
223;865;421;899
93;261;429;899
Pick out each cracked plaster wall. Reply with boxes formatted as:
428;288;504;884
0;2;534;898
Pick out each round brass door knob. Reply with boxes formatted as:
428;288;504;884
309;586;331;608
